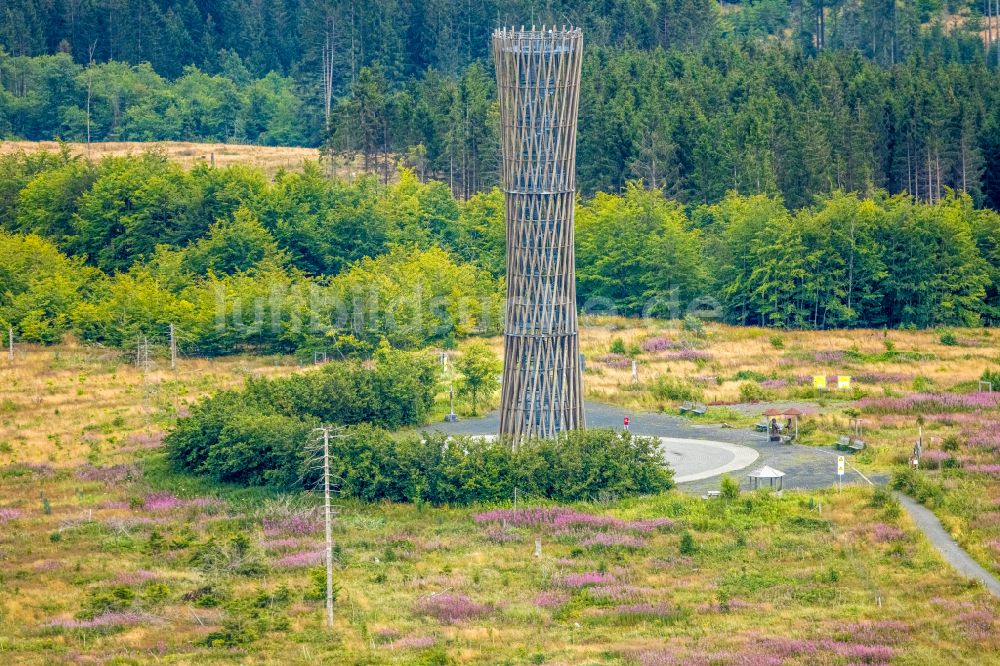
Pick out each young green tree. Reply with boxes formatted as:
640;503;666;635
457;342;501;415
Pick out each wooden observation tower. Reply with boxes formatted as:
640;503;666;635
492;26;586;441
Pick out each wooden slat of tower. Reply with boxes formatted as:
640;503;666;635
493;27;586;443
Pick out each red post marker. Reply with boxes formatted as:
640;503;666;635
623;416;630;431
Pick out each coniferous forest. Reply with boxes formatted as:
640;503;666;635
2;0;1000;209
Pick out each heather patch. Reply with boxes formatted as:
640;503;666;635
413;593;491;623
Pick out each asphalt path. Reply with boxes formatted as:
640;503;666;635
428;400;874;493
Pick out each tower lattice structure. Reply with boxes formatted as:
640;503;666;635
492;26;586;441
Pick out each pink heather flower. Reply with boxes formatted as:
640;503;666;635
115;570;158;585
587;585;646;601
813;350;845;362
964;464;1000;476
533;591;569;609
560;572;615;588
664;349;711;362
74;464;142;484
473;507;672;534
857;392;1000;414
965;426;1000;452
958;609;996;639
124;432;164;449
855;372;912;384
275;549;326;568
0;508;23;523
837;619;911;645
260;538;307;551
759;379;787;389
615;603;677;619
870;523;906;543
142;493;185;511
385;635;436;650
413;593;491;623
599;353;632;369
629;518;675;533
262;512;321;536
580;532;645;549
641;337;684;353
921;450;951;462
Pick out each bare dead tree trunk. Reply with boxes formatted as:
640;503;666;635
322;18;335;134
86;41;96;157
322;17;336;177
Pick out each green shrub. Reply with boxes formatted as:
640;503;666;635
650;376;702;402
868;487;901;519
769;336;784;349
980;367;1000;390
738;382;767;403
891;468;945;507
939;331;957;346
305;567;341;602
719;475;740;500
329;427;674;505
733;370;766;382
610;338;626;354
682;314;705;337
167;347;437;487
679;531;696;555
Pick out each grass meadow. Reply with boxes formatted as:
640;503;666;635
1;322;999;663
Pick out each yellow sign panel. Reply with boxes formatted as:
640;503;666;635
837;375;851;390
813;375;827;389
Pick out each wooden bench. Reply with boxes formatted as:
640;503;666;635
836;435;851;449
680;401;693;413
692;403;707;416
848;439;865;452
703;490;722;500
755;420;770;432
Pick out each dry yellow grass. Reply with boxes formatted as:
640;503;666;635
0;328;999;663
0;140;402;180
1;140;322;178
465;319;1000;409
0;346;303;467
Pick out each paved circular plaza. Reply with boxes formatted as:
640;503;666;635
657;437;759;483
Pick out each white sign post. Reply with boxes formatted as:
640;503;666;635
837;455;845;492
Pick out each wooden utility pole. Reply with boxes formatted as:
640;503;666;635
314;426;338;630
169;323;177;371
7;326;13;362
136;335;149;371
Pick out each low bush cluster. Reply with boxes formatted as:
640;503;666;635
324;427;674;505
167;346;673;503
166;347;437;487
